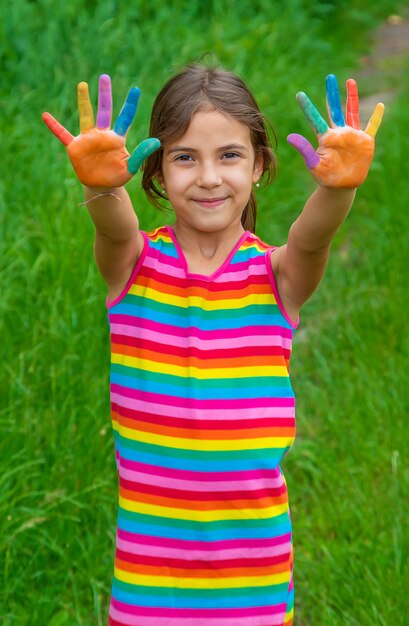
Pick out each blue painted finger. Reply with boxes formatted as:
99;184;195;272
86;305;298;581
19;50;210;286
127;137;161;174
326;74;345;127
113;87;140;136
287;133;320;169
296;92;328;135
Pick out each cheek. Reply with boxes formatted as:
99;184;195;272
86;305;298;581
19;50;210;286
228;166;255;190
163;166;192;190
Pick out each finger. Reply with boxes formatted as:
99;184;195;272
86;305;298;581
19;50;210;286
296;92;328;135
365;102;385;138
128;138;161;174
326;74;345;127
114;87;140;137
346;78;360;129
96;74;112;129
287;133;320;169
78;81;94;134
42;112;74;146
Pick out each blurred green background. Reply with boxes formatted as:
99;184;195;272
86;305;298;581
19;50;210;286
1;1;408;624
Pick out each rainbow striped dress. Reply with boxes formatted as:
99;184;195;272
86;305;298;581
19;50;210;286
107;226;297;626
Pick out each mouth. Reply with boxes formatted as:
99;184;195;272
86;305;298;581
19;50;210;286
193;197;227;208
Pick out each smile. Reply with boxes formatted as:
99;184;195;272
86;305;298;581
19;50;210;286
193;197;227;208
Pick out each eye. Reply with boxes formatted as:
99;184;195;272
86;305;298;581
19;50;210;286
174;153;194;162
222;152;240;160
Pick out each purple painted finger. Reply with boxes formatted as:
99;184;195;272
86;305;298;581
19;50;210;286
96;74;112;129
287;133;320;169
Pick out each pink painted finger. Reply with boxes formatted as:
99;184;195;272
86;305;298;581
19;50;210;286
346;79;360;129
96;74;112;129
42;112;74;146
287;133;320;169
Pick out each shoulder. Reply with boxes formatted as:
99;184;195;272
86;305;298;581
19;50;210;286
242;232;283;268
244;231;272;251
237;232;275;262
146;225;170;242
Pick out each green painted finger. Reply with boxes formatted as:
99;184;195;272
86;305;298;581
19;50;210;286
296;91;329;135
127;138;161;174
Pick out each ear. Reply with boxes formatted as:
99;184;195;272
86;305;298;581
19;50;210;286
252;153;264;183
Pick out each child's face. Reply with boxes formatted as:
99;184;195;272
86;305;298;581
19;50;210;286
160;109;263;234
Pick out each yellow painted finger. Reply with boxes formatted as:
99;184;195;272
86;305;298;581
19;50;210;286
77;81;94;134
365;102;384;138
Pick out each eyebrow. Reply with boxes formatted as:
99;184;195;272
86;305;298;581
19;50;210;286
166;143;249;154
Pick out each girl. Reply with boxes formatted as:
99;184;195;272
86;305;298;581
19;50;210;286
43;64;383;626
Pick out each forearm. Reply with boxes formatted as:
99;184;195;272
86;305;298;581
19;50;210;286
289;185;356;252
83;185;142;289
275;185;356;316
84;185;139;243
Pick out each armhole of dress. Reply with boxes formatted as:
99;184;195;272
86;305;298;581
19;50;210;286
266;247;300;330
106;231;149;310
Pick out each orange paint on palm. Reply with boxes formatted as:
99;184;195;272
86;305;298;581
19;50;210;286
312;127;375;189
66;129;133;188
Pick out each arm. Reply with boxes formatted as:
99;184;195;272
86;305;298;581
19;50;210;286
83;185;143;298
272;75;384;321
43;74;160;299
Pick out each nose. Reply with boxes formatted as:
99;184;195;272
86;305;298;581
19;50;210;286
197;160;222;188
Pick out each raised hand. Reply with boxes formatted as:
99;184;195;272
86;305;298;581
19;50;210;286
287;74;384;189
42;74;160;188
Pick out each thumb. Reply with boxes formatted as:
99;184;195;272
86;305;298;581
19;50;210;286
127;138;161;174
287;133;320;170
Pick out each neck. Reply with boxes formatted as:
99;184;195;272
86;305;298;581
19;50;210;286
172;220;245;258
170;220;246;276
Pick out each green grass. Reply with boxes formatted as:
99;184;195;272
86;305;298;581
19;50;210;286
1;1;408;624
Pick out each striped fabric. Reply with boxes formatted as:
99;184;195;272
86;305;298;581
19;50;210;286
107;226;297;626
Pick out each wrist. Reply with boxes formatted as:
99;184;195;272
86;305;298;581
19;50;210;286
315;185;357;202
81;185;125;208
84;185;122;194
317;183;357;193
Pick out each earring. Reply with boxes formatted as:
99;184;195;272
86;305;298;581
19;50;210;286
255;182;260;188
161;188;166;194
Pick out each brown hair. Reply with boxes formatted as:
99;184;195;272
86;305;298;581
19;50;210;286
142;62;277;232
